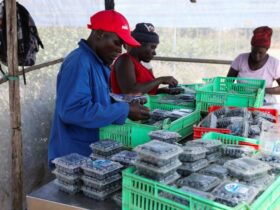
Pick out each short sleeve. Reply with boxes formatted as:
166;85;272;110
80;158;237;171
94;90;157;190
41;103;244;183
274;59;280;80
231;54;242;71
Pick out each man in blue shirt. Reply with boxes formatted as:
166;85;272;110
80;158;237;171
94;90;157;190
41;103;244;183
48;10;150;168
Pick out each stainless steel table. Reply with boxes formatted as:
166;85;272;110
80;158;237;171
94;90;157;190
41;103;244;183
26;180;121;210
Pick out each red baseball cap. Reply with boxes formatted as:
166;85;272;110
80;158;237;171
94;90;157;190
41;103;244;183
87;10;140;47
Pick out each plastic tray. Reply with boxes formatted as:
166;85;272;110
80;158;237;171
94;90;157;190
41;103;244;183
81;159;122;180
200;164;229;180
52;153;90;174
177;159;209;176
110;150;138;166
185;139;222;154
134;140;183;167
176;173;221;192
82;184;121;201
135;159;181;180
148;130;181;144
179;146;207;162
212;181;259;207
206;152;222;163
54;179;80;194
195;77;265;113
224;157;271;181
100;103;201;148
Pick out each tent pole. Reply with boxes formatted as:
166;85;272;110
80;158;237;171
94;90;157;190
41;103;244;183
6;0;23;209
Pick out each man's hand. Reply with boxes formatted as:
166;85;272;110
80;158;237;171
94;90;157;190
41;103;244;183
128;102;150;121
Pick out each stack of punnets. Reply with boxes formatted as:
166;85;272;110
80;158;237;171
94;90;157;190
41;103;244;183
134;140;183;184
81;159;123;200
89;139;124;160
52;153;90;194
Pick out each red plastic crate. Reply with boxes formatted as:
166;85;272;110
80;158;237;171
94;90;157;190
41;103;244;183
193;106;279;139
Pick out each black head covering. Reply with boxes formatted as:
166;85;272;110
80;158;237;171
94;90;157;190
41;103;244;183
131;23;159;44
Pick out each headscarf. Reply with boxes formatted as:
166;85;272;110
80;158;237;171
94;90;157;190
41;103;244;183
251;26;273;48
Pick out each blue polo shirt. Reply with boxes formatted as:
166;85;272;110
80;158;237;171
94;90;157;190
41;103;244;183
48;39;129;168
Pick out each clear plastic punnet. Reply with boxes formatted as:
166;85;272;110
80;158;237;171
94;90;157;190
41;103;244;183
241;174;275;192
159;190;189;206
216;156;235;165
81;184;122;200
90;153;112;160
110;150;138;166
90;140;123;156
54;179;80;194
135;159;181;180
148;130;181;144
112;192;122;206
179;146;207;162
52;153;90;174
199;164;229;180
259;128;280;157
253;110;276;122
136;156;179;168
135;170;180;184
180;186;215;200
224;157;271;181
254;153;280;173
109;93;148;103
177;159;209;176
81;159;123;180
222;145;256;158
176;173;221;192
134;140;183;166
81;174;121;190
185;139;222;154
206;152;222;163
212;181;259;207
150;109;171;120
52;169;81;185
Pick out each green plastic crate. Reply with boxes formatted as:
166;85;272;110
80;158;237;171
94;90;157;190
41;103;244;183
196;77;265;112
147;83;204;110
202;132;260;150
122;167;280;210
122;132;280;210
100;103;200;148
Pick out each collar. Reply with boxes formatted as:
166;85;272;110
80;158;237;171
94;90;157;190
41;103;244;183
78;39;105;65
